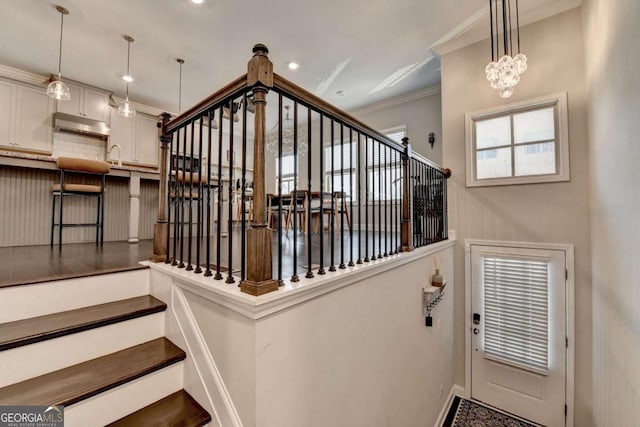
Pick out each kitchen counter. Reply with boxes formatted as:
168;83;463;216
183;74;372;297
0;149;161;245
0;150;160;180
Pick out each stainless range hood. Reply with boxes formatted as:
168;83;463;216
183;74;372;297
53;112;110;140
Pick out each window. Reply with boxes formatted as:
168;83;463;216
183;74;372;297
367;126;405;201
324;142;357;201
275;154;297;194
465;93;569;187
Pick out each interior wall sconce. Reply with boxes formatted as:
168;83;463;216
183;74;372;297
429;132;436;148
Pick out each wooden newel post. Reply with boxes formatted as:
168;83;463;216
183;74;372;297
240;44;279;296
400;137;414;252
150;112;173;262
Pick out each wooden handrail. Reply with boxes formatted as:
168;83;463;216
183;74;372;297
272;74;404;151
164;74;248;135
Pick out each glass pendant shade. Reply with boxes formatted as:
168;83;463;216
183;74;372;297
119;97;136;118
47;76;70;101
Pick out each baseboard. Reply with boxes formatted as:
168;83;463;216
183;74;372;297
434;384;465;427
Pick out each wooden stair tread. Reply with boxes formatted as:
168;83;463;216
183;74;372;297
106;390;212;427
0;295;167;351
0;338;185;407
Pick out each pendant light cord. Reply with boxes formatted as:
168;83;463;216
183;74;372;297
516;0;521;53
126;40;131;98
58;11;64;76
179;61;183;114
489;0;494;61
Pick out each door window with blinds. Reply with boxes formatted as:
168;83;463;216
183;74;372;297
465;92;569;187
483;256;549;374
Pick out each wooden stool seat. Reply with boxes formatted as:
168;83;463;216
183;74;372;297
50;157;110;249
51;183;103;193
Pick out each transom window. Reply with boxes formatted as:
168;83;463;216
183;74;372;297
465;93;569;187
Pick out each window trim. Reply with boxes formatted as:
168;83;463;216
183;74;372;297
464;92;569;187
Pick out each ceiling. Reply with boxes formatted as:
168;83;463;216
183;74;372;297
0;0;578;114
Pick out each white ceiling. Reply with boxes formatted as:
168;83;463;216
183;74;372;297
0;0;578;113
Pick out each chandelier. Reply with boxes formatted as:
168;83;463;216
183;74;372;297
266;105;308;155
485;0;528;98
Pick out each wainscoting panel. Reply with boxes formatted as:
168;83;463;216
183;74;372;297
0;166;157;247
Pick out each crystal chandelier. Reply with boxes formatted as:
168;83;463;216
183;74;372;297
47;6;71;101
485;0;527;98
266;105;308;155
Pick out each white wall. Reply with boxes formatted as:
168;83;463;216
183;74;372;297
254;245;454;427
582;0;640;425
353;91;443;165
440;8;593;424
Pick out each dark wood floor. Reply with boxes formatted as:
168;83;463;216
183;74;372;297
0;240;153;288
0;227;409;287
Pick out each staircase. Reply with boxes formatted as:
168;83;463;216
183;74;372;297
0;268;211;427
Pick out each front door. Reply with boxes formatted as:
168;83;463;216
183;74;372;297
470;244;567;427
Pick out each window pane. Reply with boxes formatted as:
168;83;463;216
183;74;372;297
276;155;296;176
514;142;556;176
476;147;512;179
514;107;555;144
476;116;511;149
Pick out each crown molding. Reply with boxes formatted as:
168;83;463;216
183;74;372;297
0;64;49;87
109;95;171;118
431;0;583;57
349;85;441;117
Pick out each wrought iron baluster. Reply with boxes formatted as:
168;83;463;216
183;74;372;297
166;130;174;264
226;98;235;284
377;140;382;259
356;131;362;264
195;117;203;273
329;119;336;272
277;94;283;285
205;110;213;277
317;114;326;275
291;100;299;282
186;120;195;271
348;127;354;267
306;107;314;279
178;124;187;268
241;92;248;281
364;136;370;262
339;123;345;270
214;106;224;280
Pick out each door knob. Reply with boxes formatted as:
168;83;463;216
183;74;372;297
473;328;479;335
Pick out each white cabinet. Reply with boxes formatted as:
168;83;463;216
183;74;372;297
109;108;159;167
135;114;159;166
57;82;110;123
0;79;54;153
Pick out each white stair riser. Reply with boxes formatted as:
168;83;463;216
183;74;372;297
0;313;165;388
0;269;150;322
64;362;184;427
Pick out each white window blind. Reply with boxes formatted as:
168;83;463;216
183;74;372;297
483;256;549;373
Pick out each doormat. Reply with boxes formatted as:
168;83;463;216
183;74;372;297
443;397;538;427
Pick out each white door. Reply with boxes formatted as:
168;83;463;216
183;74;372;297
109;107;135;163
135;114;159;166
470;244;566;427
83;88;109;122
14;85;55;153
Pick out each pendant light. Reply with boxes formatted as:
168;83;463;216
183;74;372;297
46;6;71;101
485;0;528;98
119;35;136;118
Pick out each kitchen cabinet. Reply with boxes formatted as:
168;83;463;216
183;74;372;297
57;82;110;123
109;108;159;167
0;79;54;153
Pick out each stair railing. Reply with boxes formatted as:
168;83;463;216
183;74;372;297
151;44;450;296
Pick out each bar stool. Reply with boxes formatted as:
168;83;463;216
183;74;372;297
50;157;111;249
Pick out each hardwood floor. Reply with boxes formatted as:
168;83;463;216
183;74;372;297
0;240;153;288
0;227;403;287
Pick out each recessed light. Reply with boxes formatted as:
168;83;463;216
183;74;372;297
122;75;134;82
288;62;299;70
191;0;205;4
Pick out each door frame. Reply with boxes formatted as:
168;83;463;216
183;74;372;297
464;239;575;427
